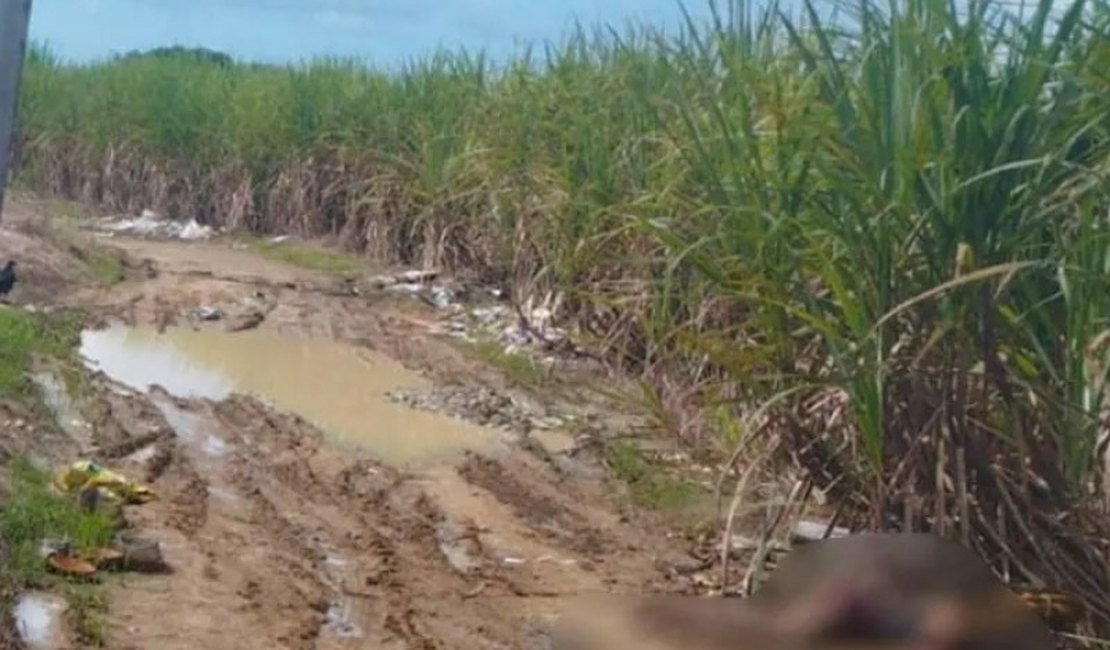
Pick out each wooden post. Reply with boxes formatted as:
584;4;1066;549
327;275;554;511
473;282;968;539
0;0;33;222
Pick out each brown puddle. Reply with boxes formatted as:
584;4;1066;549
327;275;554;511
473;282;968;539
79;324;501;464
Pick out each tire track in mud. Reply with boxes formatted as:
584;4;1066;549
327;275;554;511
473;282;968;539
89;381;661;650
48;237;693;650
205;398;533;650
82;386;327;649
459;454;610;557
87;385;509;649
98;390;617;647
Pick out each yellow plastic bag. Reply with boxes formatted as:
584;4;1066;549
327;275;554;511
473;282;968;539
53;460;156;504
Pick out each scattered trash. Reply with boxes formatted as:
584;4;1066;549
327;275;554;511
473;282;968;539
370;269;450;304
269;235;292;244
387;282;425;295
430;286;457;310
39;539;97;578
192;306;224;321
48;554;98;578
371;270;584;369
38;532;169;578
38;539;68;559
502;557;526;566
90;209;216;240
13;592;67;650
431;293;580;364
396;269;438;283
179;219;214;240
53;460;157;505
387;282;463;310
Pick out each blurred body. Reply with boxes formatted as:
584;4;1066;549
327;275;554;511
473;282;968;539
552;533;1057;650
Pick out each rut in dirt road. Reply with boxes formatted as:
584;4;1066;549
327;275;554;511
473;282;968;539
28;233;693;650
80;380;678;650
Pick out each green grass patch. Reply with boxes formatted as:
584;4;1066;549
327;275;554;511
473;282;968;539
463;336;547;387
63;583;108;646
0;458;115;646
0;457;115;583
44;198;92;221
605;440;700;511
239;236;364;277
0;308;82;399
88;246;125;285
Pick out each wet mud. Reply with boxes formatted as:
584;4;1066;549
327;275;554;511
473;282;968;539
3;212;697;650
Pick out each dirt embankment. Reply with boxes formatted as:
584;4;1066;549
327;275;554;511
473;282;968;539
0;200;715;650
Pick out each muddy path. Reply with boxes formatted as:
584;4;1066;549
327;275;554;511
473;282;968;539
2;204;709;650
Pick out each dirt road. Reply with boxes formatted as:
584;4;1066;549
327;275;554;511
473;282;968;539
1;201;705;650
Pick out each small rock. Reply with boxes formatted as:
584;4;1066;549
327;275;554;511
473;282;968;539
225;309;265;333
193;306;223;321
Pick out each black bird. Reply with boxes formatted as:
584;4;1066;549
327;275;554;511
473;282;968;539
0;260;17;301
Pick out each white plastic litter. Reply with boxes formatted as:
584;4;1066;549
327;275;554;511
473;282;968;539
92;209;216;240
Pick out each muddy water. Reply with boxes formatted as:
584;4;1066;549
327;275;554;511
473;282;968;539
79;324;501;464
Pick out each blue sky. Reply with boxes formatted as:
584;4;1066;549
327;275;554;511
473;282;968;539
29;0;716;65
